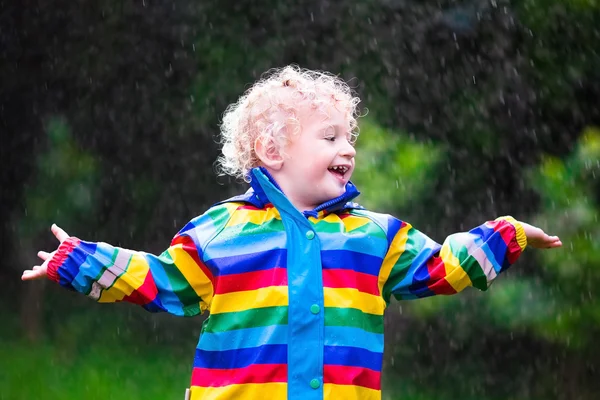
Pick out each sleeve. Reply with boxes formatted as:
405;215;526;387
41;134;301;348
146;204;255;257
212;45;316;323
378;215;527;303
46;204;236;317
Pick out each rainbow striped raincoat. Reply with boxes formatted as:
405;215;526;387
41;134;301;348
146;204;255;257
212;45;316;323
47;167;527;400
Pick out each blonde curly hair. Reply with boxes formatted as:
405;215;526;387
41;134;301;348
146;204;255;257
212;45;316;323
217;65;361;181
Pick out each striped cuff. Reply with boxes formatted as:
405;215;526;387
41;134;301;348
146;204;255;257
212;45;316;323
495;216;527;251
46;236;80;284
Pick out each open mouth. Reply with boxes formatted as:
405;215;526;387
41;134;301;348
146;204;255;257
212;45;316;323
328;165;349;179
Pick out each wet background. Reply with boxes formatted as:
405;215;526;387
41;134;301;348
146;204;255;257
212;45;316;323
1;1;599;399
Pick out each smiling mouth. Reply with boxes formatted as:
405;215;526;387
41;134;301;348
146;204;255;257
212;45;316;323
328;165;349;179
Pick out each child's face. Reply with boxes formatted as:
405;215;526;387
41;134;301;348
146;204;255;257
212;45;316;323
274;103;356;211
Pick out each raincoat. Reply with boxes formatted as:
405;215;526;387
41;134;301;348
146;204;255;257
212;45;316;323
47;167;527;400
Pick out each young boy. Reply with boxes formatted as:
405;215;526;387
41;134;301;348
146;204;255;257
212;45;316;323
22;65;562;400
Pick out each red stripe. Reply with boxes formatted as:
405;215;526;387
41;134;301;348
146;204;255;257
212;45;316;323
322;269;379;296
487;220;514;247
121;270;158;305
487;220;522;264
171;234;216;289
426;257;457;295
191;364;287;387
506;240;522;264
324;365;380;390
215;267;288;294
47;237;81;283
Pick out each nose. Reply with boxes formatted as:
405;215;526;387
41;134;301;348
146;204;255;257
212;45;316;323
340;139;356;159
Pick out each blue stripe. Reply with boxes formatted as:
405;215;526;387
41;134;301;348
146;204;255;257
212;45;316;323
321;250;383;276
142;298;167;313
408;236;443;298
72;242;115;294
386;217;405;244
183;206;234;247
59;241;96;289
144;253;185;315
389;233;438;297
486;230;510;270
318;232;388;256
206;248;287;276
481;241;502;274
193;344;287;369
323;345;383;371
469;224;495;241
324;326;384;354
206;230;287;259
198;325;288;351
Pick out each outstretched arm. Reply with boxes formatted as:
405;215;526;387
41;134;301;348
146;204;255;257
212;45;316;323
22;215;220;317
379;217;561;302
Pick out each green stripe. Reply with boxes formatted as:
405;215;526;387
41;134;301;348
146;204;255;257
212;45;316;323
157;250;202;309
206;204;235;224
204;306;288;333
313;218;388;238
382;228;426;301
448;237;487;290
325;307;384;334
218;218;286;241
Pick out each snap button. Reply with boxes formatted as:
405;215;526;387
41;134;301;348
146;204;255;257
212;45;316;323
310;378;320;389
310;304;320;314
305;230;315;240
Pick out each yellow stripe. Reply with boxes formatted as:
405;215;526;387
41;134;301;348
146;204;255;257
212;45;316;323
99;253;149;303
323;383;381;400
226;206;281;227
191;383;287;400
167;244;214;306
324;287;385;315
440;242;472;293
308;212;340;224
211;286;288;314
378;224;411;298
341;214;371;232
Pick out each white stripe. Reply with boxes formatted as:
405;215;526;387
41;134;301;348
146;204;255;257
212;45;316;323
470;246;497;282
97;249;133;288
454;233;498;284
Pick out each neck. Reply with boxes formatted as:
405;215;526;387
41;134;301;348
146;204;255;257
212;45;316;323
265;168;315;211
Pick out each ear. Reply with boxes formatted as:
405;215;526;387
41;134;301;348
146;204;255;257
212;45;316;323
255;136;284;170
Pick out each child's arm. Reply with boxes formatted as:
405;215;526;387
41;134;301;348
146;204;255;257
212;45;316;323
22;217;219;317
380;216;561;302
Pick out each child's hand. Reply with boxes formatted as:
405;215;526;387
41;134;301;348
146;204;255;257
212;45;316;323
21;224;70;281
520;221;562;249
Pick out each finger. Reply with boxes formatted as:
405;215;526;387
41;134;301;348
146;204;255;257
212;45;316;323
37;251;51;261
548;240;563;248
22;267;44;281
51;224;69;242
544;238;562;248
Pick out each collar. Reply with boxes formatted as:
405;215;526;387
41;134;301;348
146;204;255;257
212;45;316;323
217;167;363;218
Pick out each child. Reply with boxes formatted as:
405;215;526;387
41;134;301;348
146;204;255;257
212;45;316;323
22;65;562;400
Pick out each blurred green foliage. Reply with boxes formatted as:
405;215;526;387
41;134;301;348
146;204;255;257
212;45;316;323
19;118;100;238
353;118;442;211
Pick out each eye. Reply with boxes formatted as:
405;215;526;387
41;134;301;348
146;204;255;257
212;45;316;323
324;136;336;142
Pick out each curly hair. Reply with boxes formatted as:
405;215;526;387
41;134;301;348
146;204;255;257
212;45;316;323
217;65;361;181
